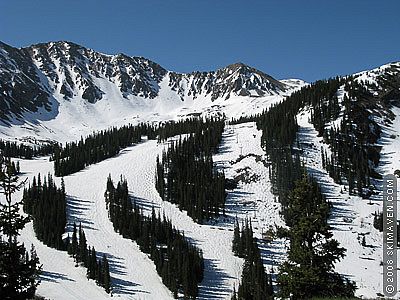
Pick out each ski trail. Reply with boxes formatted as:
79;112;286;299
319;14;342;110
297;109;387;299
11;122;285;300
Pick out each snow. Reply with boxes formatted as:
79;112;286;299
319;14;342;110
297;108;394;299
377;105;400;176
3;59;399;298
0;68;306;144
2;122;286;299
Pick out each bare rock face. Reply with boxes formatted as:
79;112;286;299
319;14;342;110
168;62;286;101
0;40;293;123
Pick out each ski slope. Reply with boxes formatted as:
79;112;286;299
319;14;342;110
297;108;394;299
10;111;395;299
6;122;284;300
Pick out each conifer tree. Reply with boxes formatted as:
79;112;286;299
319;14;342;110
0;156;42;299
277;176;356;299
105;175;204;298
102;254;111;293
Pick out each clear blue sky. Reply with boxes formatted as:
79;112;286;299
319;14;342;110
1;0;399;82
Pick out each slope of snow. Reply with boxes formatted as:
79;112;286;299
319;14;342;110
297;109;390;299
3;122;284;300
0;73;306;144
378;105;400;175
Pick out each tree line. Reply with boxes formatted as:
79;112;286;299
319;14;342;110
53;123;156;176
231;218;273;300
0;139;57;159
155;118;226;223
22;173;112;293
317;80;386;197
105;175;204;299
157;117;217;142
53;117;222;177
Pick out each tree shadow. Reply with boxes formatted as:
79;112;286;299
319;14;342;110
197;258;235;300
129;194;160;212
66;196;97;231
40;270;75;283
93;249;149;296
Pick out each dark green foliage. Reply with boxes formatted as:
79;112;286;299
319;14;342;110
22;173;111;293
257;78;344;149
22;173;67;250
319;81;384;196
277;177;356;299
373;211;383;232
0;242;42;299
229;114;261;125
53;123;156;176
156;118;226;222
65;223;112;293
232;219;273;300
254;82;356;298
53;117;223;177
256;76;388;197
157;117;213;142
0;139;57;159
268;150;304;224
105;176;204;299
0;157;42;299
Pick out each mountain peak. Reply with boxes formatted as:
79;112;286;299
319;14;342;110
0;40;298;124
224;62;248;69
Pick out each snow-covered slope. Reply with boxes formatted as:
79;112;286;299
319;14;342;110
297;109;386;299
8;122;284;300
2;39;400;299
0;40;306;143
293;63;400;299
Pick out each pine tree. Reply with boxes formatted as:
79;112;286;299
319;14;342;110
102;254;111;293
71;222;78;258
105;175;204;298
0;157;42;299
232;218;240;256
277;177;356;299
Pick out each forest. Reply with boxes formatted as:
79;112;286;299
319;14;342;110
232;218;274;300
22;173;111;293
155;117;226;222
53;123;155;176
105;175;204;299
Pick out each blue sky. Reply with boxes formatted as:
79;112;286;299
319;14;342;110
1;0;399;82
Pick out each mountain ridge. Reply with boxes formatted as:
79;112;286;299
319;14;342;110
0;40;307;142
0;40;290;120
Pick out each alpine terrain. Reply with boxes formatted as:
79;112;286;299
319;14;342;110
0;40;399;300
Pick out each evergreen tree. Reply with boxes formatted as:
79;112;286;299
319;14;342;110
22;173;66;250
232;218;273;300
105;175;204;298
277;177;356;299
102;254;111;293
155;117;226;222
0;157;42;299
0;139;57;159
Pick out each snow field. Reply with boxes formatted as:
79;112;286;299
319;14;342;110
6;122;283;299
297;109;392;299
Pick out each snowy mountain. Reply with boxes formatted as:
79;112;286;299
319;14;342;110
0;41;303;142
296;62;400;299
